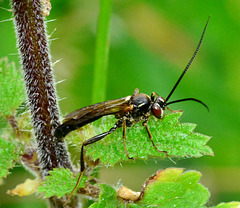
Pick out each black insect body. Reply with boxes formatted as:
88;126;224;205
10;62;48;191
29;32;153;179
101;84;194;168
55;18;210;202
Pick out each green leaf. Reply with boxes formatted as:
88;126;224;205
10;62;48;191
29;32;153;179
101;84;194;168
89;168;212;207
0;138;19;178
212;202;240;208
38;168;87;198
0;57;25;117
0;117;8;135
68;112;213;166
129;168;210;208
89;184;125;208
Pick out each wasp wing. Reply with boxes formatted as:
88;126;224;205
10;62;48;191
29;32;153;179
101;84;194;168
55;96;132;138
64;96;132;121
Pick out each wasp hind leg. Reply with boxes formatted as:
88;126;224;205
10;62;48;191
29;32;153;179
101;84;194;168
65;123;120;205
142;121;168;156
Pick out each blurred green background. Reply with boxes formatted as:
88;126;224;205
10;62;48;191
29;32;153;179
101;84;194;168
1;0;240;207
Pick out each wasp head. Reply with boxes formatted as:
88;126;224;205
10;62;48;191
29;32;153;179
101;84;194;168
151;96;166;119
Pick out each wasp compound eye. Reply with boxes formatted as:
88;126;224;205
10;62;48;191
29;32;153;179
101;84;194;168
152;103;163;118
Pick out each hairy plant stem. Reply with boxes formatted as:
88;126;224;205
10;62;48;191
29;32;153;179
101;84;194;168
11;0;76;207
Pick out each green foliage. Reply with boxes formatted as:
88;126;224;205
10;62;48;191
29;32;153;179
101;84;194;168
212;202;240;208
0;57;25;117
131;168;209;208
38;168;87;198
88;168;240;208
66;112;213;166
36;167;240;207
0;117;7;135
89;168;209;207
0;137;19;178
90;184;125;208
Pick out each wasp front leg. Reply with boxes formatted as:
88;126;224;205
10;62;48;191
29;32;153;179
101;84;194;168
151;92;159;101
166;106;183;114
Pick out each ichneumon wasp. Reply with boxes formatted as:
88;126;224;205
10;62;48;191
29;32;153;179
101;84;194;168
55;17;210;202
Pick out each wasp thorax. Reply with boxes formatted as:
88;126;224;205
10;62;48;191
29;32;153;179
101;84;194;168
131;93;151;110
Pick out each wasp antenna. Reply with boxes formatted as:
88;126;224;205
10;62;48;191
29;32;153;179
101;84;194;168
166;98;210;112
165;17;210;103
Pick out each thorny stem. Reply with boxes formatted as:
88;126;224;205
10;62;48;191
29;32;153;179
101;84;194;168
11;0;76;207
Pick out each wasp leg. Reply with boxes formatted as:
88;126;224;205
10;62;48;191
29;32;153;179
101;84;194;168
66;123;120;204
142;121;168;155
122;120;134;160
133;88;139;96
151;92;159;101
166;106;183;113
